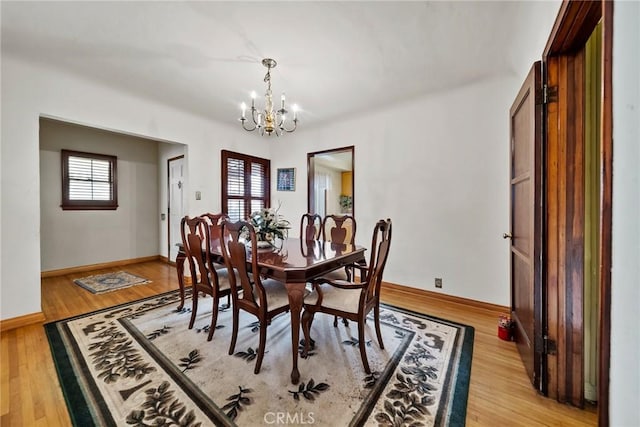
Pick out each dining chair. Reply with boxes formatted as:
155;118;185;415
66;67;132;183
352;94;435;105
220;220;292;374
322;214;359;326
201;212;230;306
301;218;392;374
322;214;357;280
300;213;322;241
180;215;234;341
322;214;356;247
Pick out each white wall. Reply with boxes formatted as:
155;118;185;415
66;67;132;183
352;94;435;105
610;2;640;425
39;118;161;270
272;75;520;305
0;54;270;320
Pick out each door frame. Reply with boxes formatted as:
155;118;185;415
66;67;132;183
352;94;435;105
167;155;185;264
542;0;613;422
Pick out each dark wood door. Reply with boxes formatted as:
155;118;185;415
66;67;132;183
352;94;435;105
508;62;545;391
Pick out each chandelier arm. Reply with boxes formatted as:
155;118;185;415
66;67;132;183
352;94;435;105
240;118;257;132
280;119;298;133
250;107;260;125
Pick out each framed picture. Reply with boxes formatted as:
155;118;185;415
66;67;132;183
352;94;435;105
277;168;296;191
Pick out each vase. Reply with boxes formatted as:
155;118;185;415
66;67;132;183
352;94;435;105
256;240;272;249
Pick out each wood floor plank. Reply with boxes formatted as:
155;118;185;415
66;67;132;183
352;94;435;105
0;260;596;426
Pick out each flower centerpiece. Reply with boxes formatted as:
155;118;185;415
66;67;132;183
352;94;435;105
245;205;290;248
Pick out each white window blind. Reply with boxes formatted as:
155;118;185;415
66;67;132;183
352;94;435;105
68;156;112;201
61;150;118;210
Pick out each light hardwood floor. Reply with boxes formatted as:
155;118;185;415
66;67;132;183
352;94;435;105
1;260;596;426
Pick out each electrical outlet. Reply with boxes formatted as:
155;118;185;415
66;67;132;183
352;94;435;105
195;191;201;200
435;278;443;288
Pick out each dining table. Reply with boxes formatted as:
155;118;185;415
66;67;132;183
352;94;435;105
175;237;367;384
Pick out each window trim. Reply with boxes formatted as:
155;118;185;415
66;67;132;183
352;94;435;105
221;150;270;220
61;149;118;210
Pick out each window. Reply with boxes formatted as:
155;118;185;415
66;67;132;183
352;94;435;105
221;150;270;221
61;149;118;210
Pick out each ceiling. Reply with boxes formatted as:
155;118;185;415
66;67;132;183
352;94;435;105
1;1;559;129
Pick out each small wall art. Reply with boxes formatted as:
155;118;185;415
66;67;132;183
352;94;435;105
276;168;296;191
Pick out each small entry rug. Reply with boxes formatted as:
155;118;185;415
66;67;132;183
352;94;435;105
45;290;474;426
73;271;151;294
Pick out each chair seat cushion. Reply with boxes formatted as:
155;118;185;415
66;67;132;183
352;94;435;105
254;279;290;312
305;281;362;314
254;279;314;312
211;268;234;291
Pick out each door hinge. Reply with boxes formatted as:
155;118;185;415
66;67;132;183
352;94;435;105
543;335;557;355
543;84;557;104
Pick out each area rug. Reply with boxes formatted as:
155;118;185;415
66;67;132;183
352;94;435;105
73;271;151;294
45;290;474;426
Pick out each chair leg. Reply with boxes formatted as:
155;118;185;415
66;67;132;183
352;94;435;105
228;308;239;355
254;319;268;374
301;309;314;357
358;317;371;374
374;304;384;349
188;288;198;329
207;297;219;341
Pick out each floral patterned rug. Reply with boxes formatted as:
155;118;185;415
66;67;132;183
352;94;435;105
73;271;151;294
45;290;474;426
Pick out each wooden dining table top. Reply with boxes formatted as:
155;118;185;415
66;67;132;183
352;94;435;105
200;237;367;283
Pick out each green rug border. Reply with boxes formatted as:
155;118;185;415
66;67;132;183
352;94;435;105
44;290;475;427
383;304;475;426
44;289;180;427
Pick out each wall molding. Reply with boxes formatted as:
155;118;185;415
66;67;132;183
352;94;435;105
41;255;161;278
1;312;46;332
381;282;509;313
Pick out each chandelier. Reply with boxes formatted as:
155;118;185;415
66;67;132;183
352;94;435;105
239;58;298;136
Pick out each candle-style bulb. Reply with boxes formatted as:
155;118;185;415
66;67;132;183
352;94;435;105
241;102;246;119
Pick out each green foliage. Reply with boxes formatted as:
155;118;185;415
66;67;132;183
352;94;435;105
339;194;353;211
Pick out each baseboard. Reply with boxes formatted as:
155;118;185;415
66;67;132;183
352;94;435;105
1;311;46;332
41;255;161;278
381;281;509;313
159;255;176;266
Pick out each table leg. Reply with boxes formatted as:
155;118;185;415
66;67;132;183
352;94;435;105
285;281;307;384
175;250;186;310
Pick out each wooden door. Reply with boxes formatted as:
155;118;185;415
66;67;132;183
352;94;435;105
168;156;185;262
508;62;545;391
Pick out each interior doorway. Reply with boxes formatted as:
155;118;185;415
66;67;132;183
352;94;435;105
307;146;354;218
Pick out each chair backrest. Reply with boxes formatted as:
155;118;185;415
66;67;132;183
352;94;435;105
201;212;228;244
300;213;322;241
220;220;265;309
180;215;215;291
363;219;393;302
322;214;356;246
